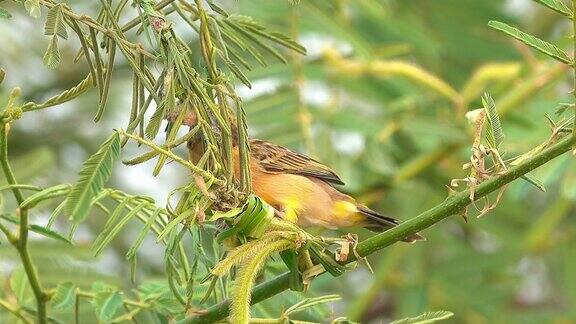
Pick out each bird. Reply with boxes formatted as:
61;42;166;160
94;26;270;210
181;112;423;243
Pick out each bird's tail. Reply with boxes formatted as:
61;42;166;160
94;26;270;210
358;205;424;243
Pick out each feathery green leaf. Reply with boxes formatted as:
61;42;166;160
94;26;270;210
24;0;41;19
521;173;547;192
51;282;76;311
482;93;504;149
391;311;454;324
284;295;341;315
92;291;123;322
532;0;573;17
43;36;61;69
45;4;68;39
488;21;572;64
65;132;121;223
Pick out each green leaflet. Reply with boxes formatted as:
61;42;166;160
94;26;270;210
45;4;68;39
65;132;121;223
144;100;167;139
19;183;71;210
122;149;160;165
284;294;341;316
51;282;76;311
92;291;123;322
532;0;573;17
10;268;32;306
126;208;161;260
43;36;61;69
216;195;274;243
23;74;94;112
488;21;572;65
24;0;41;19
482;93;504;150
92;202;147;256
29;224;73;245
0;7;12;19
391;310;454;324
521;173;547;192
206;0;229;17
42;2;67;70
0;214;73;244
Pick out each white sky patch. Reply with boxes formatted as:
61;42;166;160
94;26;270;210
515;256;551;305
299;33;353;59
471;230;500;253
61;144;88;174
504;0;533;17
302;81;331;107
236;77;281;100
331;131;365;156
116;151;186;204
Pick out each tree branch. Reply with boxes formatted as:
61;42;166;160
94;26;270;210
180;134;576;324
0;123;48;324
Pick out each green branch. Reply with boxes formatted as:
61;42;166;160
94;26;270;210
0;123;48;324
180;134;576;324
0;298;33;324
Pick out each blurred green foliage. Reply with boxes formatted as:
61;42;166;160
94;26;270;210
1;0;576;323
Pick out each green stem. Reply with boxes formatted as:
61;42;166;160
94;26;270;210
0;221;16;242
180;134;576;323
0;298;33;324
0;123;48;324
119;130;224;185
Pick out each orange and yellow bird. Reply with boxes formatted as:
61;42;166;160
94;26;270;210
183;114;422;243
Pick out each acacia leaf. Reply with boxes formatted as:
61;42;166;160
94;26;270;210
391;311;454;324
29;224;73;244
43;36;61;69
284;294;341;315
24;0;41;18
488;21;572;64
51;282;76;311
92;291;123;322
482;92;504;149
65;132;121;223
532;0;573;17
44;4;67;39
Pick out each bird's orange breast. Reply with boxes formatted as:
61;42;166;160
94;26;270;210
231;148;368;229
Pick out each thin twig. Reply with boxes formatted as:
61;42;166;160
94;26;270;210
0;123;48;324
119;130;224;185
0;298;33;324
39;0;156;59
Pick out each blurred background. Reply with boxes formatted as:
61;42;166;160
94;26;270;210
1;0;575;323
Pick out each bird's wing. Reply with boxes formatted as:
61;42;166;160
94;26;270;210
250;139;345;185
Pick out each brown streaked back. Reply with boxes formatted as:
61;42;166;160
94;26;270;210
249;139;345;185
